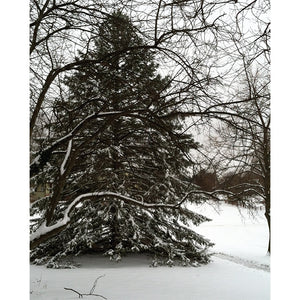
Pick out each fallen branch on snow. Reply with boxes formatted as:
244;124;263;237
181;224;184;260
64;275;107;299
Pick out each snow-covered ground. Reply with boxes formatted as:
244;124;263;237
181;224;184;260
189;202;270;266
30;203;270;299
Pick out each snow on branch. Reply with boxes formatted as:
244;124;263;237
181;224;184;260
30;188;241;249
30;110;147;176
30;189;209;248
60;139;72;175
175;189;235;206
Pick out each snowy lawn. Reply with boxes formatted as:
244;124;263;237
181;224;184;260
189;202;270;266
30;203;270;299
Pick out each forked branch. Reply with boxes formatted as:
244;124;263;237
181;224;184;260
64;275;107;299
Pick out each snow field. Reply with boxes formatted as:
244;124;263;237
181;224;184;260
189;202;270;266
31;254;269;300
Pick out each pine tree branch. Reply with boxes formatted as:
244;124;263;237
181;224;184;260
30;189;209;249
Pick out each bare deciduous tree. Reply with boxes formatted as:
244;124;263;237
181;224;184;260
194;0;270;253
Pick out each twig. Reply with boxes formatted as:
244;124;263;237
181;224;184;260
64;287;83;298
64;275;107;299
90;275;105;294
64;287;107;299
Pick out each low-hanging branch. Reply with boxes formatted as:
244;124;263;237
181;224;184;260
30;189;231;249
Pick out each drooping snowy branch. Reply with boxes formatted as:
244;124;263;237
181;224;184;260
30;189;213;248
30;186;245;249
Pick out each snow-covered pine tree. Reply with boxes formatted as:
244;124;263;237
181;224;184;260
30;11;213;267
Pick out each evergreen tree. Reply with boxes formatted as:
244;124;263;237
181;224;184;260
30;12;213;267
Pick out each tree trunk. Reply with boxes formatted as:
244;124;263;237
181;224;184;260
263;127;271;254
264;192;271;254
264;208;270;254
